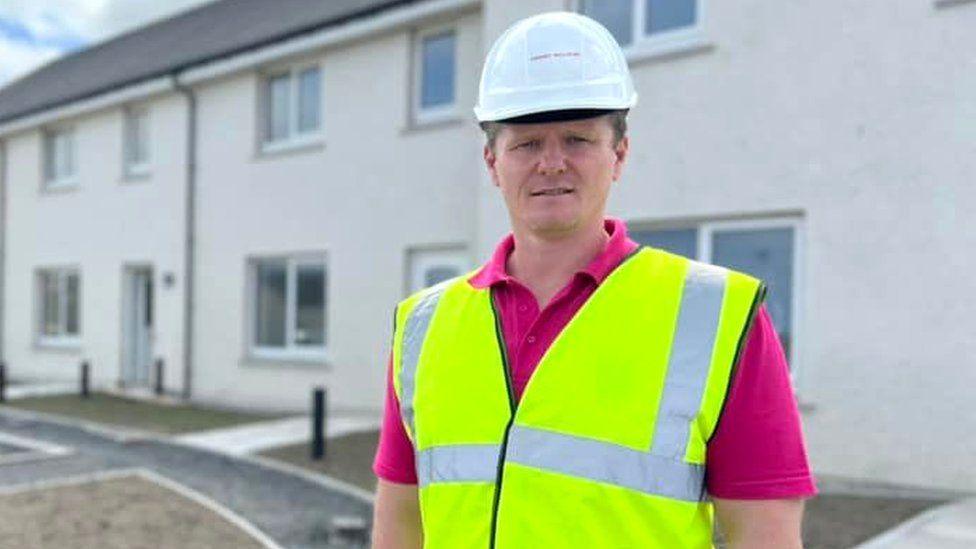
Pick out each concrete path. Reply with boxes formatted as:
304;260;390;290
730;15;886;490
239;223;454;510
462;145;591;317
174;414;380;456
4;382;75;399
0;410;373;548
856;498;976;549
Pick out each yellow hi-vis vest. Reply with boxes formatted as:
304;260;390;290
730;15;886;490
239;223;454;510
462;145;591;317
391;247;766;548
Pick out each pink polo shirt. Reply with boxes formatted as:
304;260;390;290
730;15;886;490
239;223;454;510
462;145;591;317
373;218;817;499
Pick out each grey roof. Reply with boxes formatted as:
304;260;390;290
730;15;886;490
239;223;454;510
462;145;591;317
0;0;424;125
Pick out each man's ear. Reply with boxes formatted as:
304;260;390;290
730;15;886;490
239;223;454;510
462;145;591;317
484;144;500;187
611;135;629;182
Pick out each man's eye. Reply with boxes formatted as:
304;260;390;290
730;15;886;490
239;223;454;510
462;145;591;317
515;140;538;149
569;136;590;143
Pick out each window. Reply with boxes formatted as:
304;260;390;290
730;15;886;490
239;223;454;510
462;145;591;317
413;28;457;123
249;255;327;361
632;219;799;370
407;248;469;294
580;0;702;56
37;268;80;345
124;106;150;177
43;127;76;189
262;64;322;151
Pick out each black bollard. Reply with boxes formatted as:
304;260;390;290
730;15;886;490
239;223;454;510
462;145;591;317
154;358;164;396
80;360;90;398
312;386;327;460
0;362;6;403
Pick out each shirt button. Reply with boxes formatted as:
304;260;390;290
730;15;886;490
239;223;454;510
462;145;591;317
518;305;528;312
526;335;536;344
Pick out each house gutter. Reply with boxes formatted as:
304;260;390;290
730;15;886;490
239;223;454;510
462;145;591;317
174;80;197;400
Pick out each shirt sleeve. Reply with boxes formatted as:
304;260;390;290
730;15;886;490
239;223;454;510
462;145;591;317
372;353;419;484
705;304;818;499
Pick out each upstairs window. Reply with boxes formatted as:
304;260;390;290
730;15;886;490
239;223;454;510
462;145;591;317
262;64;322;151
581;0;700;50
124;106;151;177
43;127;77;189
414;27;457;123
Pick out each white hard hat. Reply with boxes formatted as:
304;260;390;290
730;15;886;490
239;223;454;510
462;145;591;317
474;11;638;123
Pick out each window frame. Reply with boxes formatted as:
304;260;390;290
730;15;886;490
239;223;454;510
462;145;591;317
631;216;805;387
259;61;324;154
578;0;709;63
42;126;78;190
405;245;470;296
412;24;459;126
35;267;82;348
246;252;329;363
123;104;151;179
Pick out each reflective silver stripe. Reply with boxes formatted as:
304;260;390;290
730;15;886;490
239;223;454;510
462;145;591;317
649;263;727;460
416;444;501;487
399;287;446;440
506;425;705;502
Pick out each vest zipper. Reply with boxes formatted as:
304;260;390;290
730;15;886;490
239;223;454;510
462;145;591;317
488;289;515;549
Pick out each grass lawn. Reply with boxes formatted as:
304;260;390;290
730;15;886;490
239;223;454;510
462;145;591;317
0;392;285;435
258;430;380;493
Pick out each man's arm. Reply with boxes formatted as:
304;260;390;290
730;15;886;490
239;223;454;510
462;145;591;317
713;498;805;548
372;479;422;549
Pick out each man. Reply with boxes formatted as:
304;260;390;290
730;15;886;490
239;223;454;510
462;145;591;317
372;12;815;548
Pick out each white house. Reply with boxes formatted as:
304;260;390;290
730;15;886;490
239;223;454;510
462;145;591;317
1;0;974;493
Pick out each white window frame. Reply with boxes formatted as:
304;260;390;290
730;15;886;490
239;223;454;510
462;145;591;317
259;62;324;154
406;246;470;295
633;216;805;390
42;126;78;190
578;0;708;63
35;267;81;348
246;253;329;363
412;25;459;125
123;105;151;179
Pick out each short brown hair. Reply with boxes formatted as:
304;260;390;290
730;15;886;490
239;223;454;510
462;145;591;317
480;110;628;151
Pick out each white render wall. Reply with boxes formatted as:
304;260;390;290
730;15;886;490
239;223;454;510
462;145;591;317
190;12;483;413
477;0;976;491
2;93;189;391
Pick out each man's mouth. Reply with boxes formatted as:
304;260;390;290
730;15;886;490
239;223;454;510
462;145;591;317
530;188;574;197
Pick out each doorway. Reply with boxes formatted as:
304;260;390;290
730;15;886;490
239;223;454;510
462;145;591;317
122;266;153;387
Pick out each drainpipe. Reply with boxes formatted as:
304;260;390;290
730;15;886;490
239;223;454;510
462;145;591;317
0;139;6;363
174;79;197;400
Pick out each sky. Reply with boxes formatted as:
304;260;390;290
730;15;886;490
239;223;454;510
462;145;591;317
0;0;213;88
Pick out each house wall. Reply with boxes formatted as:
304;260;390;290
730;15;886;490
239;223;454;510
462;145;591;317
190;12;483;413
2;93;189;391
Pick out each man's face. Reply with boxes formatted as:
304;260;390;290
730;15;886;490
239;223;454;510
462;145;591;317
484;115;629;239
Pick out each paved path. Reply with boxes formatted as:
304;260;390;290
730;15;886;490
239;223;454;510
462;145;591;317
856;498;976;549
0;410;373;548
174;414;380;456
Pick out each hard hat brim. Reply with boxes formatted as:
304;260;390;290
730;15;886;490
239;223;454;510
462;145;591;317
494;108;627;125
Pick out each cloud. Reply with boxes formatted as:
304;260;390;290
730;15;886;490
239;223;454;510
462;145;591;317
0;0;211;87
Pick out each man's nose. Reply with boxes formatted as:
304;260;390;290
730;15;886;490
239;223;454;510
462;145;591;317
537;141;567;175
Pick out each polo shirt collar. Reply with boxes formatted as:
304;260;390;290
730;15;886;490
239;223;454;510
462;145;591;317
468;217;638;289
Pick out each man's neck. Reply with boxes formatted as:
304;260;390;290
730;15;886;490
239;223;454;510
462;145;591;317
507;219;609;308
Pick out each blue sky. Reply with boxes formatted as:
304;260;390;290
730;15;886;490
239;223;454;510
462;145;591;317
0;0;210;88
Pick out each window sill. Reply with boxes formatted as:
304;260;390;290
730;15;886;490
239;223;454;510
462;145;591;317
122;165;152;183
935;0;976;7
401;115;465;135
257;135;325;159
41;180;79;193
240;349;331;369
34;338;82;353
624;33;714;67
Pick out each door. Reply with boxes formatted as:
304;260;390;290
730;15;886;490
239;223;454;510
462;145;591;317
123;267;153;386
